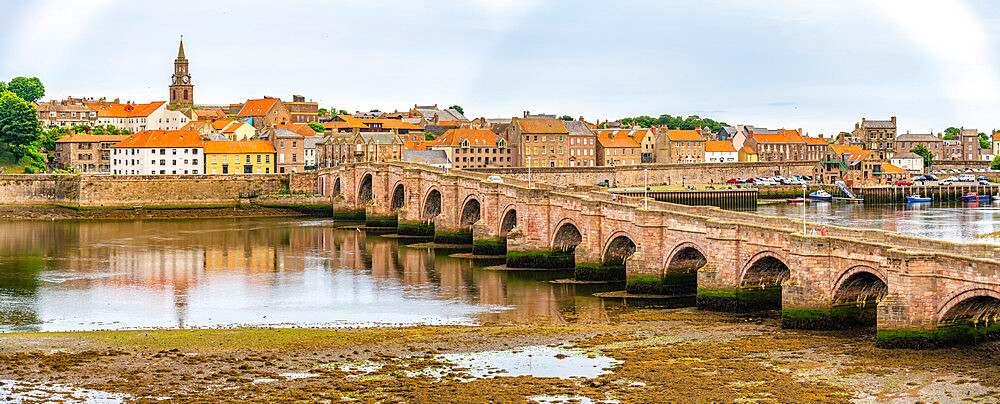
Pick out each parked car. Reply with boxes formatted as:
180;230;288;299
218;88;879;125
596;180;609;187
978;176;989;181
924;174;939;181
727;178;741;183
486;175;504;183
940;179;954;186
958;174;976;182
894;180;913;186
980;179;992;186
946;176;960;182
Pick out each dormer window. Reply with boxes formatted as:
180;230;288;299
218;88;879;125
460;139;470;148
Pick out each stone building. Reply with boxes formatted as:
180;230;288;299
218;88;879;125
426;128;514;169
285;95;319;123
851;116;897;160
96;101;190;132
235;98;291;131
594;129;642;166
959;127;982;161
507;117;567;168
267;128;305;173
655;129;706;163
53;134;127;173
34;99;98;128
895;132;942;160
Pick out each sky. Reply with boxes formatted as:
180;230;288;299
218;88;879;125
3;0;1000;136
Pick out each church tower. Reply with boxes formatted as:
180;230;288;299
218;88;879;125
169;37;193;107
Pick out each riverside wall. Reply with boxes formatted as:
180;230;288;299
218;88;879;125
0;174;317;207
470;161;817;187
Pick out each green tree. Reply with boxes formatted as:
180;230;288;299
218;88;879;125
0;91;44;160
910;145;934;169
41;127;67;152
424;133;436;141
318;108;329;118
449;105;464;115
0;81;5;92
6;77;45;103
561;115;573;121
307;121;325;133
992;155;1000;170
943;127;959;140
338;109;349;116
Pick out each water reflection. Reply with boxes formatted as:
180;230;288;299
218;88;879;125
0;218;623;332
747;201;1000;244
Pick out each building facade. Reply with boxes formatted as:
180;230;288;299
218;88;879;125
594;129;641;166
427;128;513;169
203;141;276;174
894;133;942;160
655;129;706;163
110;130;204;175
285;94;319;123
35;101;98;128
851;116;897;160
236;98;292;130
53;134;127;172
704;140;737;162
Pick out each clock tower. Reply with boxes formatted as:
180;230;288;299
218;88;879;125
169;37;193;107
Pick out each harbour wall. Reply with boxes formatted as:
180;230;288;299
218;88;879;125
0;174;319;207
469;161;817;187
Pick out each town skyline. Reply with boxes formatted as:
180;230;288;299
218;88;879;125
6;1;1000;136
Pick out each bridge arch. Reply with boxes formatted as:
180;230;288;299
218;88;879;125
390;182;405;212
936;288;1000;323
332;177;341;197
602;232;637;267
662;242;707;289
422;188;442;220
499;205;517;235
460;196;481;226
739;251;790;286
551;219;582;251
830;265;888;327
358;173;373;205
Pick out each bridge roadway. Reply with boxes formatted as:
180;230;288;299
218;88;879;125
319;162;1000;348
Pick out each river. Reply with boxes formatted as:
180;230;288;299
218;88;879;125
0;218;622;332
747;200;1000;244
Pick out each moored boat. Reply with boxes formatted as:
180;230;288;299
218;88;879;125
961;192;989;202
787;198;804;203
808;190;832;200
905;194;931;203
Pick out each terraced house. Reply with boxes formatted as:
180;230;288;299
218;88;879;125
594;128;641;166
506;117;596;167
110;130;203;175
53;134;128;173
203;141;276;174
427;129;514;169
655;128;706;163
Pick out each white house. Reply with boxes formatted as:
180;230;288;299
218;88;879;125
890;151;924;172
704;140;737;162
303;134;323;168
97;101;190;132
110;130;204;175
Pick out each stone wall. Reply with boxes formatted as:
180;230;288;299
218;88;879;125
470;161;817;187
0;174;294;207
930;160;990;170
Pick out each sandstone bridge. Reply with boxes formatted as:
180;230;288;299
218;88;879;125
319;162;1000;348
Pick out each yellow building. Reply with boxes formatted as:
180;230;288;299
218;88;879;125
203;141;276;174
738;145;759;162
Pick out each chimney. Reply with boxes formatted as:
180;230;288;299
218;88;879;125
855;122;860;130
579;116;585;122
891;116;896;125
523;111;530;118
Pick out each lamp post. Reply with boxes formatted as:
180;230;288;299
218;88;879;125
644;168;648;209
802;183;807;234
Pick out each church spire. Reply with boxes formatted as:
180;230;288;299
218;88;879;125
177;35;186;60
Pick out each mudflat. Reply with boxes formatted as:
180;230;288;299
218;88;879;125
1;308;999;403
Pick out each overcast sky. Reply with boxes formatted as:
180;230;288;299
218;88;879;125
3;0;1000;136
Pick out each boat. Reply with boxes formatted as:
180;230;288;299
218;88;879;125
961;192;990;202
808;190;832;201
905;194;932;203
786;198;805;203
993;193;1000;201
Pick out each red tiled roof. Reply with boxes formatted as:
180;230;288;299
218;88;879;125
212;119;235;131
740;146;757;154
111;130;203;148
752;133;793;143
223;122;251;134
877;163;908;173
705;140;736;153
96;101;166;118
203;140;275;154
429;129;500;147
277;123;317;137
664;129;705;141
515;118;567;134
55;134;128;143
804;137;828;145
596;130;640;148
236;98;279;117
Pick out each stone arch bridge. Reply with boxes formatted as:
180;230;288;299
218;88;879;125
320;162;1000;348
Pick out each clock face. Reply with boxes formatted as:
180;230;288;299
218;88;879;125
182;76;189;84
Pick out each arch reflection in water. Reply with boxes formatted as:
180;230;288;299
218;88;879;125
0;218;623;332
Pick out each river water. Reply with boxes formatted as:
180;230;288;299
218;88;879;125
747;200;1000;244
0;218;623;332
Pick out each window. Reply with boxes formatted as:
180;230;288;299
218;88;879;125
257;155;261;163
212;155;217;164
265;155;270;163
193;159;198;165
172;149;177;155
246;155;251;164
160;159;166;165
160;149;166;155
292;141;297;148
281;141;285;148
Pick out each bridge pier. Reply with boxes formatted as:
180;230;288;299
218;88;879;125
365;205;397;229
472;221;505;256
505;227;575;269
433;215;472;245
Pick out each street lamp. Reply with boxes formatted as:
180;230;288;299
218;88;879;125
802;183;807;234
644;168;648;209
